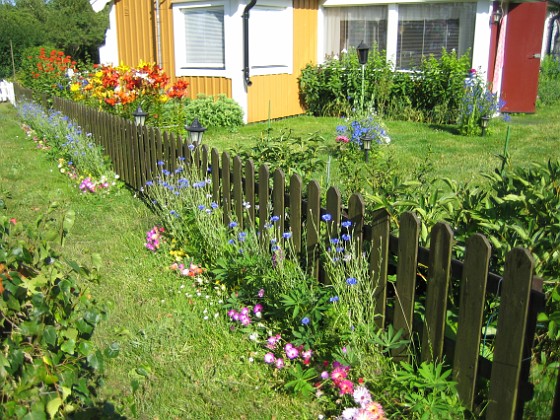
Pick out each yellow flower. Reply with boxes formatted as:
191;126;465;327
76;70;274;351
70;83;80;92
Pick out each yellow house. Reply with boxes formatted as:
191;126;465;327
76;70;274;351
91;0;548;121
92;0;318;123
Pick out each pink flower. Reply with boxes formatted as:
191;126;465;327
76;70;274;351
266;335;280;349
227;309;236;319
9;218;17;225
239;314;251;326
253;303;263;314
338;379;354;395
353;386;372;407
336;135;350;143
364;401;386;419
264;353;276;364
275;358;285;369
258;288;265;298
302;349;313;360
331;367;348;383
286;346;299;359
321;371;329;380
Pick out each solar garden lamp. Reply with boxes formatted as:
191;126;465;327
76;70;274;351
362;134;373;163
357;40;370;112
185;118;207;148
132;105;148;126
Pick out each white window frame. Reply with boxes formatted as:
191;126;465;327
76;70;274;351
172;0;230;77
249;0;293;76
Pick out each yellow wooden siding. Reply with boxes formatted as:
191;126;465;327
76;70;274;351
114;0;232;99
247;0;318;122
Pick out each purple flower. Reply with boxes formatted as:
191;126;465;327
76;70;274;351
253;303;263;314
258;288;265;298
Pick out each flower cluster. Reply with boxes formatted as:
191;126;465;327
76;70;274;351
145;226;165;252
263;336;313;370
336;114;391;146
458;68;509;136
21;48;78;97
227;303;263;327
339;386;386;420
169;262;204;277
320;361;354;396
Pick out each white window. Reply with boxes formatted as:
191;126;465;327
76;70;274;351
249;0;293;76
397;3;476;69
324;6;387;57
172;1;228;75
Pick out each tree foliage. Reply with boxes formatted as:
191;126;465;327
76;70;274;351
0;0;109;79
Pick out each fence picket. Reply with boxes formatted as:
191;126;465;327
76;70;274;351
453;234;491;410
233;156;243;228
307;180;321;281
487;248;534;420
392;211;420;356
289;173;303;257
348;194;365;252
245;160;256;225
421;222;453;363
258;165;270;235
222;152;231;225
211;148;220;204
370;208;390;329
272;169;285;238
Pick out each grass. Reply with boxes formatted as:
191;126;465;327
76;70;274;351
206;106;560;187
2;99;559;418
0;103;322;418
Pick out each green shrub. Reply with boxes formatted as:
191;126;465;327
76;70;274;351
538;55;560;106
0;207;115;418
184;94;244;130
299;49;470;124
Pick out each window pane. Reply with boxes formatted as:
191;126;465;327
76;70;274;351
397;3;475;69
324;6;387;57
250;5;291;69
183;7;224;68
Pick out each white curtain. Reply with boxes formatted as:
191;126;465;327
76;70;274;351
324;6;388;57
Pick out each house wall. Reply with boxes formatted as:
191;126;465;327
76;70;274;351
247;0;319;122
114;0;232;99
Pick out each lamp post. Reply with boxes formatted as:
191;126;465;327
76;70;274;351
362;134;373;163
132;105;148;126
185;118;207;148
491;5;503;25
357;40;370;112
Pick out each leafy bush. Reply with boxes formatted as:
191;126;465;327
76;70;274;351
299;49;471;124
0;207;115;418
236;129;326;185
184;94;244;130
538;55;560;106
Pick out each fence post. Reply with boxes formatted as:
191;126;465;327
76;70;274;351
221;151;231;225
233;156;243;228
211;148;220;204
272;169;285;238
245;159;256;226
289;173;303;257
258;164;270;236
487;248;534;420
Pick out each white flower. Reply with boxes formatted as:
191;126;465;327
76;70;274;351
341;407;358;419
249;332;258;341
353;386;372;408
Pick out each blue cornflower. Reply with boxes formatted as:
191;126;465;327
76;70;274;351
175;167;184;174
228;239;235;245
341;234;351;241
170;210;179;217
346;277;357;286
238;232;247;242
188;144;195;151
197;204;205;211
229;221;238;229
330;296;339;303
211;202;219;209
270;215;280;223
301;317;310;325
341;220;352;228
330;237;339;244
162;169;171;176
157;160;165;166
178;156;186;161
283;232;292;239
321;214;332;222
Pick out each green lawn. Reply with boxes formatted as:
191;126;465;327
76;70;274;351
206;105;560;186
0;103;322;418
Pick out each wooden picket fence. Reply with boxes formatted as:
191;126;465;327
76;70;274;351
13;86;555;419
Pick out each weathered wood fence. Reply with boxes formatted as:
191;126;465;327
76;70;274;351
13;85;554;419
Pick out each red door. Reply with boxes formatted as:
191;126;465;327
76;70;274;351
500;1;548;113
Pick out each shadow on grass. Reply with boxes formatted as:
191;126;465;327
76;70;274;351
70;402;127;420
427;123;461;136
